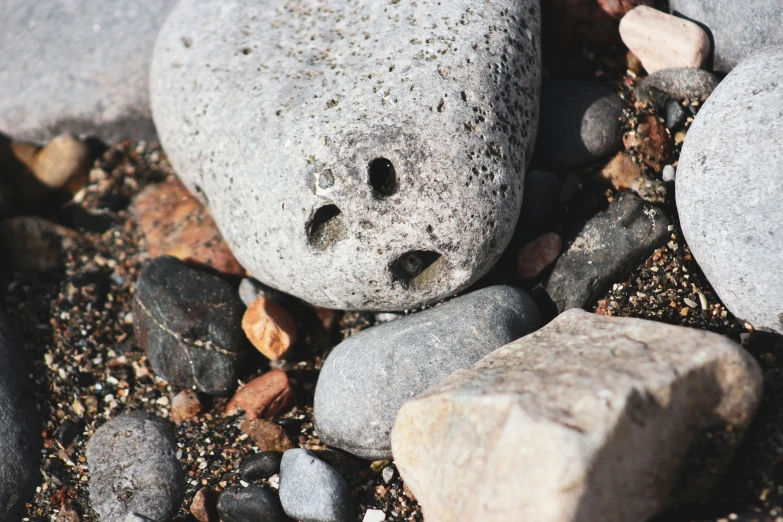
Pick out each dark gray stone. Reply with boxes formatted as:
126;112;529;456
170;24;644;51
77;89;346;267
543;192;672;313
314;286;540;459
670;0;783;72
133;256;247;396
636;68;720;109
279;449;354;522
677;46;783;334
534;80;625;170
240;452;282;482
0;0;178;142
216;485;285;522
519;169;562;240
150;0;542;311
664;99;689;131
0;314;40;522
86;413;185;522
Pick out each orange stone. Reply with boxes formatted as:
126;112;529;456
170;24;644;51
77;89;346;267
224;369;296;420
131;177;244;277
242;298;298;361
240;419;294;452
623;114;672;170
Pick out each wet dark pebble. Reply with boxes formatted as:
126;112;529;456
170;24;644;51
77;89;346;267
240;452;283;482
216;485;285;522
664;99;689;130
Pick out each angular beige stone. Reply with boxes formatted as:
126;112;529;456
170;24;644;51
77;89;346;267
392;309;762;522
619;6;710;74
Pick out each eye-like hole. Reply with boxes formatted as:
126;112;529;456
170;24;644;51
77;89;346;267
307;204;343;250
391;250;443;289
369;158;397;198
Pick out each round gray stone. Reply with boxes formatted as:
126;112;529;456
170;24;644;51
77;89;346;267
150;0;541;311
0;0;178;142
677;45;783;335
279;449;354;522
636;68;720;109
87;413;185;522
669;0;783;72
314;285;540;459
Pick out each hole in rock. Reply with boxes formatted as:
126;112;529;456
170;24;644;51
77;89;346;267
307;204;343;250
391;250;444;289
368;158;397;197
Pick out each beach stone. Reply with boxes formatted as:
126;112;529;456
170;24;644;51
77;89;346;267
598;0;651;18
598;151;667;203
279;449;355;522
190;487;219;522
677;46;783;335
171;389;202;424
0;314;40;522
87;413;185;522
517;233;562;280
0;0;178;142
664;99;689;130
0;216;80;272
662;164;677;183
623;113;672;170
225;369;296;420
240;419;294;453
392;309;763;522
133;256;247;396
216;485;285;522
543;192;672;313
241;452;283;482
242;298;298;361
669;0;783;72
314;286;540;459
534;80;624;170
619;6;710;74
150;0;541;311
636;68;721;109
363;510;387;522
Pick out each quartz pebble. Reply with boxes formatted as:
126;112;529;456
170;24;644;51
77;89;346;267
662;165;676;183
279;449;355;522
363;509;387;522
171;389;202;424
225;370;295;420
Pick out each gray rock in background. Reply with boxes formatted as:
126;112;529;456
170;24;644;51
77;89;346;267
392;309;763;522
87;413;185;522
543;192;671;313
314;286;540;459
636;67;720;109
279;449;354;522
150;0;541;311
534;80;625;170
669;0;783;72
0;314;40;522
0;0;178;142
677;46;783;335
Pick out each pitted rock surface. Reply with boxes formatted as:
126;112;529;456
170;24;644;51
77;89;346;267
151;0;541;310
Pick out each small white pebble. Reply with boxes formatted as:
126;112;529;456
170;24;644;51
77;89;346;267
662;164;676;183
684;297;698;308
363;509;387;522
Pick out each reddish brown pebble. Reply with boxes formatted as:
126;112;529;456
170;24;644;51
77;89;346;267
242;298;298;361
595;299;612;316
55;502;80;522
190;487;219;522
598;0;651;19
171;389;202;424
224;369;296;420
517;233;562;280
313;305;338;332
131;177;245;277
240;419;294;452
623;114;672;170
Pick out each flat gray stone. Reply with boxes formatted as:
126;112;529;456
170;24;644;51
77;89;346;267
534;80;625;170
87;413;185;522
677;46;783;335
636;67;720;109
0;0;177;142
314;286;539;459
543;192;672;313
392;309;763;522
0;314;40;522
279;449;354;522
150;0;542;311
669;0;783;72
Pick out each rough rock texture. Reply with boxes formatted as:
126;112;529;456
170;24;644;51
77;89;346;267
636;68;720;109
534;80;624;169
216;486;285;522
133;256;247;395
279;449;355;522
0;314;40;522
151;0;542;311
314;286;540;459
392;309;763;522
669;0;783;72
86;413;185;522
543;192;672;313
0;0;178;142
677;46;783;335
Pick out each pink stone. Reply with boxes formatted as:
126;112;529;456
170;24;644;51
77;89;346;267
517;233;562;280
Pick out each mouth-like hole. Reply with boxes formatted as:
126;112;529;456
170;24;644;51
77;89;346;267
307;204;343;250
369;158;397;198
391;250;444;289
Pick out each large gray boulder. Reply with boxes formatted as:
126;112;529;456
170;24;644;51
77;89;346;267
669;0;783;72
677;46;783;335
150;0;541;311
0;315;40;522
392;309;763;522
0;0;177;142
314;286;539;459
